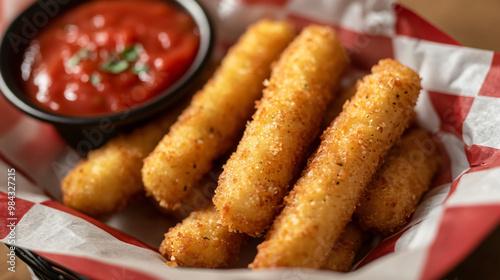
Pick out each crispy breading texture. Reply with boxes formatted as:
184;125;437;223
142;20;296;210
213;25;348;237
164;168;220;221
355;127;441;235
251;59;421;269
321;223;366;272
61;107;184;217
321;81;359;130
159;206;247;268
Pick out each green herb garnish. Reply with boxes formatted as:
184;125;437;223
101;44;147;74
67;48;90;67
79;48;90;59
67;55;80;67
101;60;129;74
132;63;148;75
90;73;101;86
121;44;142;62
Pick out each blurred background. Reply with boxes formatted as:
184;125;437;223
1;0;500;279
400;0;500;51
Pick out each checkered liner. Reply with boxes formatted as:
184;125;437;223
1;0;499;279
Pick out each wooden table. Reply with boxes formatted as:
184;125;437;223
400;0;500;52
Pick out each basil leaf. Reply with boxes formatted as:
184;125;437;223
101;60;129;74
122;44;142;62
67;48;90;67
67;54;80;67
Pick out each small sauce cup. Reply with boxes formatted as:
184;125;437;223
0;0;214;151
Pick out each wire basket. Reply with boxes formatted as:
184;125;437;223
8;245;88;280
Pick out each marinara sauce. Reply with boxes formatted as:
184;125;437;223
21;0;200;117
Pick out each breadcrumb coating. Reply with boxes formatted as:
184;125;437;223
251;58;421;269
355;127;441;235
159;206;247;268
142;20;296;210
321;81;359;130
61;106;184;217
213;25;348;237
321;223;366;272
165;166;221;221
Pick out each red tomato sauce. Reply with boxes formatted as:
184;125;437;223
21;0;200;117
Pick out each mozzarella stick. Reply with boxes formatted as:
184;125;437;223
322;81;417;134
213;26;348;237
355;128;441;235
321;81;359;130
321;223;366;272
61;104;185;217
159;206;247;268
251;59;421;269
142;20;296;210
165;168;220;220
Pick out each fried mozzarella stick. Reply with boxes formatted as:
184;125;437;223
321;223;366;272
61;106;185;217
165;168;220;220
142;20;296;209
355;128;441;235
213;26;348;236
251;59;421;269
321;81;359;130
159;206;247;268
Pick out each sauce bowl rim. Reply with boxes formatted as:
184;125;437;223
0;0;214;127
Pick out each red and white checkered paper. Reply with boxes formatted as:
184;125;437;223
1;0;500;279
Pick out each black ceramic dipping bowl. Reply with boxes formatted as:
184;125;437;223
0;0;213;152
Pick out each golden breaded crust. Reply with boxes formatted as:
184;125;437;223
355;128;441;235
321;80;360;130
321;223;366;272
213;25;348;237
142;20;296;210
251;58;421;269
165;167;221;221
159;206;247;268
61;108;183;217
